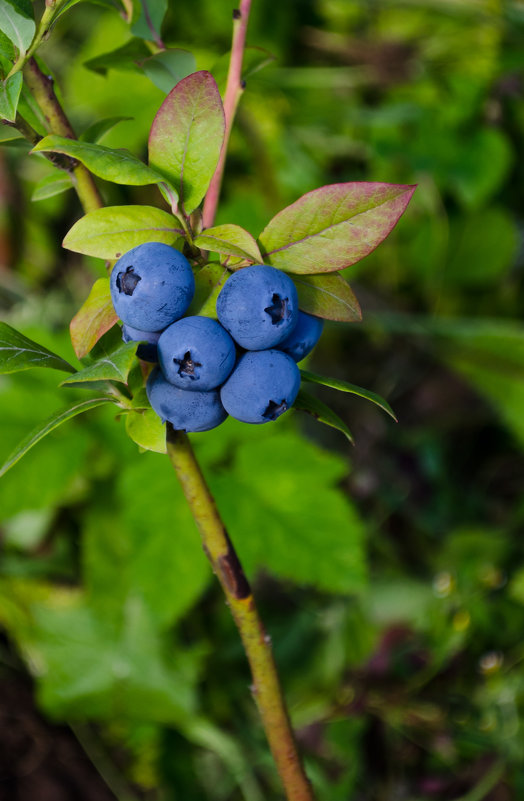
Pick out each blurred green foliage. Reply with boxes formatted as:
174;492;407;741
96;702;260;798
1;0;524;799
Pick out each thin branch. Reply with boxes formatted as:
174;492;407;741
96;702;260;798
167;427;316;801
22;58;103;212
202;1;252;229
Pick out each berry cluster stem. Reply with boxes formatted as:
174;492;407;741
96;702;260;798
22;58;103;212
166;427;315;801
202;0;252;229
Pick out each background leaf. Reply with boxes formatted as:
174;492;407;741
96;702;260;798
70;278;119;359
83;38;151;75
0;0;35;57
292;273;362;322
33;595;197;723
148;71;225;213
79;115;133;143
300;370;397;420
0;397;115;478
208;431;365;593
131;0;167;42
140;49;196;93
63;205;184;259
33;135;168;187
31;171;73;201
258;183;416;273
0;71;22;122
0;322;75;374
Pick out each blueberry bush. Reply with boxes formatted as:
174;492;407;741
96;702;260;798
1;1;524;800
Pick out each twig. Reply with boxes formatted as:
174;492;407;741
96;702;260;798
22;58;103;212
202;1;251;229
166;427;315;801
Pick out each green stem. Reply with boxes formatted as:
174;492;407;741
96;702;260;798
7;0;70;79
22;58;103;212
167;427;316;801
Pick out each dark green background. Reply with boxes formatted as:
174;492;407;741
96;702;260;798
1;1;524;798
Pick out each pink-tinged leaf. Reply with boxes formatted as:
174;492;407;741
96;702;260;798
148;71;225;214
194;224;263;264
291;273;361;322
258;182;416;274
70;278;118;359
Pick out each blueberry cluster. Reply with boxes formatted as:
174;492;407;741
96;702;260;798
110;242;324;433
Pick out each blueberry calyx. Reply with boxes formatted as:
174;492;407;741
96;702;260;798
174;350;202;380
116;266;141;296
264;293;288;325
263;399;288;420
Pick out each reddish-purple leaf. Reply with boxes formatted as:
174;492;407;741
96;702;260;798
148;71;225;214
258;182;416;274
70;278;118;359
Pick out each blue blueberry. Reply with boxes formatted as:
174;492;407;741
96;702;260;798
216;264;299;350
147;368;227;432
122;324;162;362
220;350;301;424
277;311;324;362
158;316;236;391
110;242;195;331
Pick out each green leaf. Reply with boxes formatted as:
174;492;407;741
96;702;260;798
293;387;354;443
148;71;225;214
79;116;133;143
63;205;184;259
31;171;73;201
194;224;263;264
209;431;366;593
0;125;21;143
292;273;362;322
33;134;169;188
258;182;416;274
125;407;167;453
0;397;115;478
131;0;167;42
300;370;397;421
32;596;197;723
0;322;75;374
83;38;151;75
70;278;119;359
0;0;35;57
0;71;22;122
140;48;196;93
62;342;137;386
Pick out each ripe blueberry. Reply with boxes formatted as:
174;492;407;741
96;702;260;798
158;316;236;391
277;311;324;362
220;350;301;424
216;264;299;350
122;323;162;362
110;242;195;331
147;368;227;433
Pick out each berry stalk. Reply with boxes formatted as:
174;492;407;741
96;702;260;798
22;58;103;213
166;427;315;801
202;0;252;228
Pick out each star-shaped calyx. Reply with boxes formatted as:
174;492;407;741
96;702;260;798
264;293;288;325
173;350;202;380
263;399;288;421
